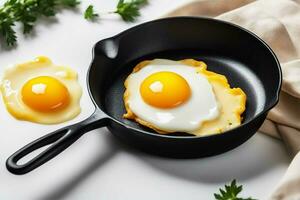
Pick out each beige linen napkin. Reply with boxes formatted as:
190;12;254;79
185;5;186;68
166;0;300;199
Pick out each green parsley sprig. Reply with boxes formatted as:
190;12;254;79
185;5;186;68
84;0;148;22
115;0;148;22
214;180;257;200
0;0;80;46
84;5;98;20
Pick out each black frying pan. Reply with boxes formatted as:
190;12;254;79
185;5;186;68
6;17;282;175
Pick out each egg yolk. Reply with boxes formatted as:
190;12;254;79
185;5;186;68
140;71;191;108
21;76;70;112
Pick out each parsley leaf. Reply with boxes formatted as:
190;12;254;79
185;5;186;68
214;180;257;200
115;0;148;22
0;19;16;46
84;5;98;21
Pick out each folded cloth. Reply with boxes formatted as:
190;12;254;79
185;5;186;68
166;0;300;199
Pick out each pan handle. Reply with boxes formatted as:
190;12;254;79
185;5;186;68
6;109;109;175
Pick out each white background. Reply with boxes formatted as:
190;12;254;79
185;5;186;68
0;0;290;199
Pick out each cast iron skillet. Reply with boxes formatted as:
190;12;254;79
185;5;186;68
6;17;282;175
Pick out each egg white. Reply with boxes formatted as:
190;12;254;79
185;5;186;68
124;59;220;133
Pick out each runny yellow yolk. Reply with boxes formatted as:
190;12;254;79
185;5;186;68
21;76;70;112
140;71;191;108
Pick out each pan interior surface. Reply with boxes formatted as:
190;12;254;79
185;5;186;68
103;50;265;136
87;17;281;138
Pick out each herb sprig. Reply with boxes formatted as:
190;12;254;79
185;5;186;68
214;180;257;200
0;0;80;46
84;5;98;20
84;0;148;22
115;0;148;22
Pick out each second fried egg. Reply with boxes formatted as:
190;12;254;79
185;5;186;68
0;56;82;124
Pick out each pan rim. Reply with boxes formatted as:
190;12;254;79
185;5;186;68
87;16;282;140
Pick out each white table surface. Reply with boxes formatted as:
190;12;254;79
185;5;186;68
0;0;291;199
